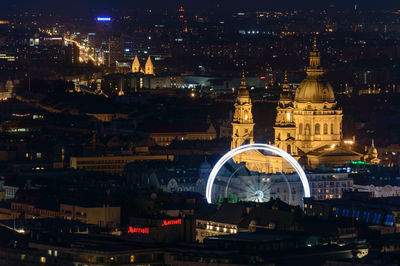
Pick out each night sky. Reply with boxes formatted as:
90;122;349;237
2;0;399;14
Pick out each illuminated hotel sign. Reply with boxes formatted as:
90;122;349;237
96;17;111;22
161;219;182;227
128;226;149;234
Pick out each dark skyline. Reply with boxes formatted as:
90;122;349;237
2;0;399;14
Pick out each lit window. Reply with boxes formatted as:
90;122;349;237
130;255;135;263
40;257;46;263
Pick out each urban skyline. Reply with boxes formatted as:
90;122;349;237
0;1;400;265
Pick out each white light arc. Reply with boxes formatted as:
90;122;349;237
206;143;311;204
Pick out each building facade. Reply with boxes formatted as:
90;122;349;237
230;39;368;171
70;154;174;175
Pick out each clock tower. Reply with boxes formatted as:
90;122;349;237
231;72;254;150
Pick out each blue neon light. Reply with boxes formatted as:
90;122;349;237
384;214;394;226
97;17;111;22
366;212;370;222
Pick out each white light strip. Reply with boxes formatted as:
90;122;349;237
206;143;311;204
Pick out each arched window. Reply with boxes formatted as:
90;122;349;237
305;124;311;135
315;123;320;135
287;144;291;154
299;123;303;135
323;124;328;135
331;123;334;134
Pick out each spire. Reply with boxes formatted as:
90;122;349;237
278;71;292;104
145;56;155;75
240;70;246;89
282;71;289;92
307;36;323;75
371;138;375;148
131;55;141;73
313;36;317;52
238;70;249;97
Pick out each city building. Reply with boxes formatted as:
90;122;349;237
304;192;399;233
60;203;120;228
230;39;373;172
131;55;155;75
0;79;14;100
70;154;174;175
229;73;297;174
149;123;217;146
107;35;124;67
308;172;353;200
86;112;128;122
10;202;60;220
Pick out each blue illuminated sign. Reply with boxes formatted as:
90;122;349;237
97;17;111;22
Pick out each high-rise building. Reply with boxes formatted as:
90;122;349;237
65;43;80;64
108;35;124;67
87;33;97;48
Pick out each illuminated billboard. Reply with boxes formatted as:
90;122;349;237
96;17;111;22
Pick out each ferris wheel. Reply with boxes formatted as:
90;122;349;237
206;144;310;206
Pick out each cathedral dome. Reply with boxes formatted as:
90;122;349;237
238;87;249;97
294;39;335;104
238;71;249;97
294;75;335;103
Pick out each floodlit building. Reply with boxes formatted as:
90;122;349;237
131;55;141;73
131;55;155;75
144;55;155;75
231;39;373;171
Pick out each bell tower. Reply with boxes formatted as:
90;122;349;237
274;72;297;155
144;56;155;75
131;55;141;73
231;72;254;150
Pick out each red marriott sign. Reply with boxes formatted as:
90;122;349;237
128;226;149;234
162;219;182;227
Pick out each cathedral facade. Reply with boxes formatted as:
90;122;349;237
231;40;376;171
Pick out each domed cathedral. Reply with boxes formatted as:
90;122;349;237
230;38;367;172
280;38;363;169
292;38;342;153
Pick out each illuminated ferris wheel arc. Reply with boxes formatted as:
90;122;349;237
206;143;311;204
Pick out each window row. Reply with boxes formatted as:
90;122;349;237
299;123;335;135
